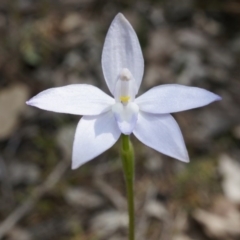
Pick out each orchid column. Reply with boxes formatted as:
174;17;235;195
26;13;221;240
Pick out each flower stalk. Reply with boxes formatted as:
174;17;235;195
121;134;135;240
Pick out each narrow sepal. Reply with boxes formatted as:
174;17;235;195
27;84;114;115
72;111;121;169
102;13;144;95
133;112;189;162
136;84;221;114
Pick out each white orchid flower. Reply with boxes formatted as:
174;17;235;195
26;13;221;169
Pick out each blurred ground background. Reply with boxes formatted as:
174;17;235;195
0;0;240;239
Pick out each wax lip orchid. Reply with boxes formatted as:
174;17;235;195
26;13;221;169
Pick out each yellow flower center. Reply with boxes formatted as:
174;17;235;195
120;96;130;103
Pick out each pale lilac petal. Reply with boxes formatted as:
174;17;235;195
136;84;221;114
133;112;189;162
26;84;114;115
102;13;144;95
72;111;121;169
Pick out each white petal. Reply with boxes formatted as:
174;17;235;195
72;111;121;169
102;13;144;95
133;112;189;162
136;84;222;114
112;102;139;135
26;84;114;115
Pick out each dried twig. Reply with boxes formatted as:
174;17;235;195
0;160;69;239
158;213;173;240
136;185;155;240
0;156;14;209
94;177;127;211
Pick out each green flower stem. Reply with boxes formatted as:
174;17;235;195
121;134;135;240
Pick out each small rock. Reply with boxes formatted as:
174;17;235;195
0;84;29;139
7;227;32;240
193;207;240;239
91;211;128;238
174;211;189;232
64;187;104;209
219;154;240;204
213;197;239;217
172;234;193;240
145;200;168;220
